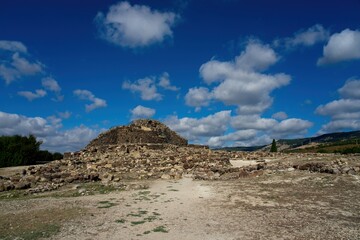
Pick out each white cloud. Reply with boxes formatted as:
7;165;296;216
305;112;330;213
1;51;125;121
74;89;107;112
18;89;47;101
95;1;178;48
0;111;103;152
318;119;360;134
42;77;63;101
316;99;360;117
165;110;231;141
231;115;277;130
238;134;273;147
58;111;71;119
277;24;329;48
123;77;162;101
271;118;313;138
0;52;43;84
272;111;288;120
158;72;179;91
198;42;290;114
207;129;257;147
0;111;56;137
184;87;212;111
42;77;61;92
199;60;234;85
42;125;102;153
130;105;156;119
11;53;43;75
212;72;290;114
316;78;360;133
235;41;278;72
338;79;360;99
0;40;27;53
0;65;19;84
318;29;360;65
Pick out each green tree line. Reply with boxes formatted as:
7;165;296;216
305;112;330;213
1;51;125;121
0;135;63;168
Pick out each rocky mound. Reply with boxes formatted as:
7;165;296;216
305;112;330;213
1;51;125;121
86;119;187;148
1;119;359;194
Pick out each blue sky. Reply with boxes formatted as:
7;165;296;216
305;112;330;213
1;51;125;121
1;0;360;152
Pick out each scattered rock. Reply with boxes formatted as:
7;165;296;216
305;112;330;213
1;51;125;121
1;119;359;194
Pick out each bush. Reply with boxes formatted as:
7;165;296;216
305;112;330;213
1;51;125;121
334;147;360;154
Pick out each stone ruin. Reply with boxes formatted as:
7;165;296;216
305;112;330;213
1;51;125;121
0;119;239;193
1;119;359;193
85;119;188;149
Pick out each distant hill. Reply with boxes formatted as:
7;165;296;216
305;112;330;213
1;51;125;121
217;130;360;153
278;130;360;148
215;145;267;152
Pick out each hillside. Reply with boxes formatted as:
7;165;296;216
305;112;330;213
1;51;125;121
278;130;360;147
218;130;360;153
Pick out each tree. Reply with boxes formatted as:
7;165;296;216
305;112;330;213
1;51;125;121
270;139;277;152
0;135;62;167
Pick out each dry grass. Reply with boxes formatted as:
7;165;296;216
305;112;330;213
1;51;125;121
0;206;84;239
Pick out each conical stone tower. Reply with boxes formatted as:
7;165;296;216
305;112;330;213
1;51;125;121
86;119;188;149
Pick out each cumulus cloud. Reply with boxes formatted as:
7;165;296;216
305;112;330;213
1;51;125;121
18;89;47;101
0;111;56;137
0;52;43;84
123;78;162;101
0;41;44;84
316;79;360;133
318;119;360;134
0;40;27;53
165;110;232;141
275;24;329;48
197;42;290;114
272;111;288;120
42;77;61;92
11;53;42;75
184;87;212;111
316;99;360;117
318;29;360;65
230;114;311;140
164;109;311;147
338;79;360;99
231;115;277;130
207;129;257;147
42;125;102;153
74;89;107;112
271;118;313;138
213;72;290;114
95;1;178;48
0;111;103;152
42;77;64;101
130;105;156;119
158;72;179;91
235;41;278;72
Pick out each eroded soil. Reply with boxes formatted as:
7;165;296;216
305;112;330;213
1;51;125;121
1;168;359;240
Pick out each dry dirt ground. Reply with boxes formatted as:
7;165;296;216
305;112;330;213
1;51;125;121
1;162;360;240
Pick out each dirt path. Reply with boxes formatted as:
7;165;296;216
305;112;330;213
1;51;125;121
1;171;359;240
52;176;220;240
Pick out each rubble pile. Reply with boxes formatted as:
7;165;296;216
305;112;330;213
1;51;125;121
0;120;235;193
0;143;233;193
0;119;359;193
